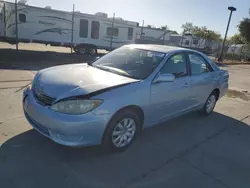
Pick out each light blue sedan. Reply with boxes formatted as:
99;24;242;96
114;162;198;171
23;44;229;151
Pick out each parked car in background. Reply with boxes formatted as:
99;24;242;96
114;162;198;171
23;44;229;152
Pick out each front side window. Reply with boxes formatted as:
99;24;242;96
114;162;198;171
128;27;133;40
107;27;119;36
185;40;190;45
160;53;187;78
79;19;88;38
188;53;213;75
193;39;198;45
19;13;26;23
92;47;165;79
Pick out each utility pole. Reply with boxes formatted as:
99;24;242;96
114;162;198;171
15;0;18;51
110;13;115;51
140;20;144;40
70;4;75;54
218;6;236;62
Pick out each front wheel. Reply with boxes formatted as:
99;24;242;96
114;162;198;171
199;92;217;116
88;48;97;56
102;110;141;152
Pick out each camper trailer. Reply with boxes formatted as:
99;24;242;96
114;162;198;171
0;1;139;54
135;27;170;45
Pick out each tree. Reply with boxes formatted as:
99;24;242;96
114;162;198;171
146;25;152;28
181;22;194;34
160;25;168;31
228;34;245;55
168;30;178;34
229;34;245;44
238;18;250;44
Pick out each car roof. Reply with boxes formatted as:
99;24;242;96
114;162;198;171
124;44;199;54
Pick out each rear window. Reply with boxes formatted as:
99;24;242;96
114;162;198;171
209;60;220;71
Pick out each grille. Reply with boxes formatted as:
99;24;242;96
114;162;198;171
24;111;50;136
33;88;56;106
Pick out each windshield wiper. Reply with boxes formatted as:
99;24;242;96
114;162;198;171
94;65;136;79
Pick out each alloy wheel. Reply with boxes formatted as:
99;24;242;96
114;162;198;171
112;118;136;148
206;95;216;113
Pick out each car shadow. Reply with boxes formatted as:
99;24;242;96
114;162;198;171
0;49;106;71
0;112;249;188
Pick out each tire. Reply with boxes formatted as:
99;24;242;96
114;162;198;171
78;47;87;54
73;47;79;53
199;92;217;116
88;48;97;56
102;110;141;152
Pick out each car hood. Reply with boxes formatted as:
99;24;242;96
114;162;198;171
35;64;139;100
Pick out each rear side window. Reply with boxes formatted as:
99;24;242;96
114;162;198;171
79;19;88;38
188;53;213;75
209;60;220;71
160;53;188;78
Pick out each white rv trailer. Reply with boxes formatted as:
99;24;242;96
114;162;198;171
136;26;170;43
0;1;139;54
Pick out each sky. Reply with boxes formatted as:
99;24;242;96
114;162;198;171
6;0;250;36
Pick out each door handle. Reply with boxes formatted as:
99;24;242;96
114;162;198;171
182;82;188;88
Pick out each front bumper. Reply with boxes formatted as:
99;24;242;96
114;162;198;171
23;87;111;147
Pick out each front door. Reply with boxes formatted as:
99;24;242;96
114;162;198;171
149;53;193;124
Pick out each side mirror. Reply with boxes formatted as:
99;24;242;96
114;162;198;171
154;73;175;83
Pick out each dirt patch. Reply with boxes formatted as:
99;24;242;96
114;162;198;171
226;89;250;101
211;57;250;66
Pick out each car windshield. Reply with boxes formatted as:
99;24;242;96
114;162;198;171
91;47;166;79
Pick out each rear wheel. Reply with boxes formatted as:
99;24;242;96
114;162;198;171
74;45;97;56
199;92;217;116
102;110;141;152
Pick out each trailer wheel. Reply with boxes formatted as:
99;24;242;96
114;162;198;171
78;47;87;54
73;47;79;53
88;48;97;56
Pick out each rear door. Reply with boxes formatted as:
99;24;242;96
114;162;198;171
188;52;217;105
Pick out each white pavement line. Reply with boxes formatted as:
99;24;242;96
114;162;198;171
180;158;231;188
15;82;32;93
0;116;24;124
28;71;35;77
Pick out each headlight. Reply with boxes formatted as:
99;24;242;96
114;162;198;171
50;99;102;114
